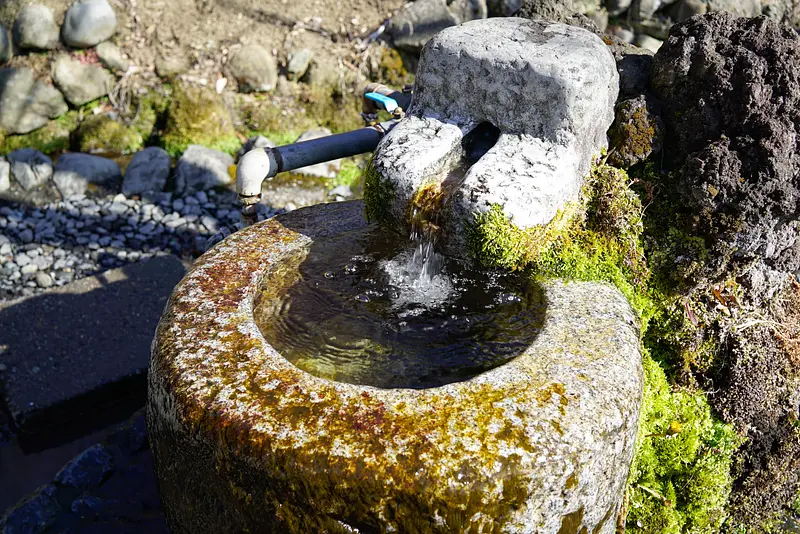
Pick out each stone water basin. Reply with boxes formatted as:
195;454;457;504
147;200;643;533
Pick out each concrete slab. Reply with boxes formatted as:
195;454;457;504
0;255;186;449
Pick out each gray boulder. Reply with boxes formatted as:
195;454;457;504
14;4;60;50
0;24;11;64
388;0;487;53
651;12;800;302
121;147;171;196
7;149;54;191
286;48;313;81
635;33;663;53
290;128;340;179
707;0;761;17
53;153;122;197
0;158;9;193
52;55;114;106
670;0;708;22
175;145;234;195
62;0;117;48
762;0;800;28
370;18;618;258
155;53;188;78
0;68;68;134
95;41;130;73
518;0;602;34
227;44;278;92
237;135;275;161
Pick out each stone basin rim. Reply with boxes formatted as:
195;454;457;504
157;201;607;399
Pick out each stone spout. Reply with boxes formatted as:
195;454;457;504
367;18;619;259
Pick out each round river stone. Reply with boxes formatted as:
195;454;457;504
147;200;643;533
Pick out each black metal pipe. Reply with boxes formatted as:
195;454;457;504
271;126;385;174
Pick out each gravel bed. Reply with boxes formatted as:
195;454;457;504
0;190;276;301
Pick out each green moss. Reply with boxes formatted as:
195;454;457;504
363;159;395;225
75;115;144;154
608;101;661;168
131;90;170;141
0;111;80;155
378;47;413;87
627;352;740;533
161;83;240;157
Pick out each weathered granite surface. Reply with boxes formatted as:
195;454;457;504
147;200;643;533
370;18;617;259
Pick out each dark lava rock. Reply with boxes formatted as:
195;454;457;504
651;13;800;303
603;34;654;98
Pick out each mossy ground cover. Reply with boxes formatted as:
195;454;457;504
460;160;742;532
161;83;241;157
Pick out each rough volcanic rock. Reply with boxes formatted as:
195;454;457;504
13;4;59;50
518;0;602;34
62;0;117;48
52;55;114;106
0;68;68;134
651;13;800;302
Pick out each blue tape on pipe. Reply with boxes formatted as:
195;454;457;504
365;92;399;113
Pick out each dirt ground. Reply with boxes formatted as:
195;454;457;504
0;0;406;90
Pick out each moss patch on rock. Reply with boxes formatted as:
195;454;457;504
75;115;144;154
0;111;80;155
626;352;740;533
363;159;395;225
161;83;240;157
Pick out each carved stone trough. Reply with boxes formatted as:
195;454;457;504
147;201;642;533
